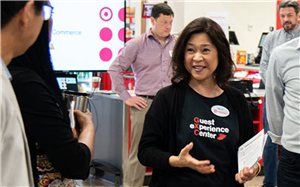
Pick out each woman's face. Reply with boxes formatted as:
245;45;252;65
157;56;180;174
184;32;218;85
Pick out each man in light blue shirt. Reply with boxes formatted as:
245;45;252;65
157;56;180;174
266;36;300;187
260;1;300;83
259;1;300;186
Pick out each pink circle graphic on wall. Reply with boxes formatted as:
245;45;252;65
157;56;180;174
99;48;113;62
118;8;125;22
99;27;112;42
118;28;125;42
100;7;113;21
118;48;123;54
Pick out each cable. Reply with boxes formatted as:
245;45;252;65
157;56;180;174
246;88;259;107
89;80;100;98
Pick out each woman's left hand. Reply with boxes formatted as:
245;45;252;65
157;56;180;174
235;163;259;184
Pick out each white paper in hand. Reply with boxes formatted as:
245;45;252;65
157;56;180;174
238;129;268;172
68;100;75;130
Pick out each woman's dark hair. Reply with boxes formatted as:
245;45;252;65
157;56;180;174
9;21;69;120
171;17;234;90
151;3;174;19
1;1;46;27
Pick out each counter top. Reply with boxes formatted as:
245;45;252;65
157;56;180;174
236;64;260;71
89;91;121;100
244;89;265;98
88;90;136;100
90;89;265;99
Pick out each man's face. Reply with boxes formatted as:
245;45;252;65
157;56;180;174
151;14;173;39
279;7;298;33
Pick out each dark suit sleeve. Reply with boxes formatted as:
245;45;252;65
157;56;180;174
12;71;91;179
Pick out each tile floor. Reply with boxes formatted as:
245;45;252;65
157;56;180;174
82;175;265;187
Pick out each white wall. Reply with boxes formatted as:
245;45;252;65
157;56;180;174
130;0;278;54
144;0;186;34
181;1;277;54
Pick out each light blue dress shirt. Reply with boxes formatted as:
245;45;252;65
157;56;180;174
0;57;12;80
266;37;300;154
259;25;300;84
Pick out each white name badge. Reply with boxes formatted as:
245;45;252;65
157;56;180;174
169;50;173;57
211;105;230;117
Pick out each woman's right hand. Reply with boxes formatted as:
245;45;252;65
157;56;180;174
73;109;95;161
74;110;93;131
169;142;215;174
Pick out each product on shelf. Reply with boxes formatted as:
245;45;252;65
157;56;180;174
236;50;247;64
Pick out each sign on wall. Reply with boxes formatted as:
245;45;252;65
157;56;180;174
50;1;125;71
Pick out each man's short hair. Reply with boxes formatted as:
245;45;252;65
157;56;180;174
151;3;174;20
1;1;45;28
279;0;300;14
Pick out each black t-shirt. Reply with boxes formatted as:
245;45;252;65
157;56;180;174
168;85;239;187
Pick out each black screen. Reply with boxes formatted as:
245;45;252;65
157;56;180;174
258;32;268;47
229;31;239;45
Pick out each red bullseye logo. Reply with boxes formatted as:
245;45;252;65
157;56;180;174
118;48;123;54
100;7;112;21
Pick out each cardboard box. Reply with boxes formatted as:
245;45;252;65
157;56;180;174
236;50;247;64
247;53;255;64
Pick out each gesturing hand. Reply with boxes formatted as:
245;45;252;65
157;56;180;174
169;142;215;174
125;96;147;110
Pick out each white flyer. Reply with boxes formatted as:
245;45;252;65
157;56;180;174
68;100;75;130
238;129;268;172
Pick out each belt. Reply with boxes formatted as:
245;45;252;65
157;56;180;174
137;95;155;99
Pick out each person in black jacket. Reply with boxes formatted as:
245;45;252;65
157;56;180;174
138;17;259;187
8;6;95;187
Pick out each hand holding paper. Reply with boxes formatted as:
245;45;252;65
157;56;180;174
235;163;259;184
238;129;268;172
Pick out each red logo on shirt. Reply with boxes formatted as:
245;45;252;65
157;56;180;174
194;117;200;123
217;133;227;140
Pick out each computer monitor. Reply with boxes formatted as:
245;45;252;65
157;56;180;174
229;31;239;45
142;4;154;18
55;73;78;91
50;1;125;72
258;32;268;48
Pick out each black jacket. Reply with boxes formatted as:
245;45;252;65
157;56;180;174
8;66;91;186
138;83;255;187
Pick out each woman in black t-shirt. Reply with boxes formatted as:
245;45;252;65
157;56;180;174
138;17;259;187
